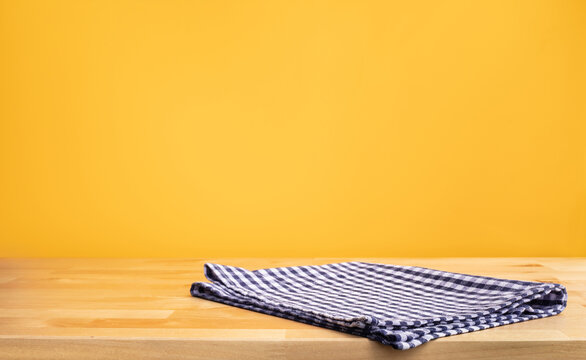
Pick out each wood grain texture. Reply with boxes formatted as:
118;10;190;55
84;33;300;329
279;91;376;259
1;258;585;359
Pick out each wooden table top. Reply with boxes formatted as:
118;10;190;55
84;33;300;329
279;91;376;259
1;258;585;359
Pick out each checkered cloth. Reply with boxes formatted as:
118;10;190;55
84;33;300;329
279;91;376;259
190;262;567;350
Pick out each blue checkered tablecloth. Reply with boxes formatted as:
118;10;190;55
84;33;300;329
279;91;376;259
190;262;567;349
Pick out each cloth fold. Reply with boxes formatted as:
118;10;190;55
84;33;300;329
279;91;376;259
190;262;567;349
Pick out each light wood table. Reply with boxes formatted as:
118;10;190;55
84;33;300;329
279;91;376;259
1;258;585;359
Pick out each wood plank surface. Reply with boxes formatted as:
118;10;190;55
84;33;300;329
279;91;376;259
1;258;585;359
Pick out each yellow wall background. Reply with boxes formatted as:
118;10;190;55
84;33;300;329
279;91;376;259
1;0;585;257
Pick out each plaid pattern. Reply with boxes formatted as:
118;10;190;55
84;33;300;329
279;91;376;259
190;262;567;350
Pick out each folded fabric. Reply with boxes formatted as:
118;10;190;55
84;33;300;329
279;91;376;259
190;261;567;350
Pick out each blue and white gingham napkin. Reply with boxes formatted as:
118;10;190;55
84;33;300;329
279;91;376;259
190;262;567;350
